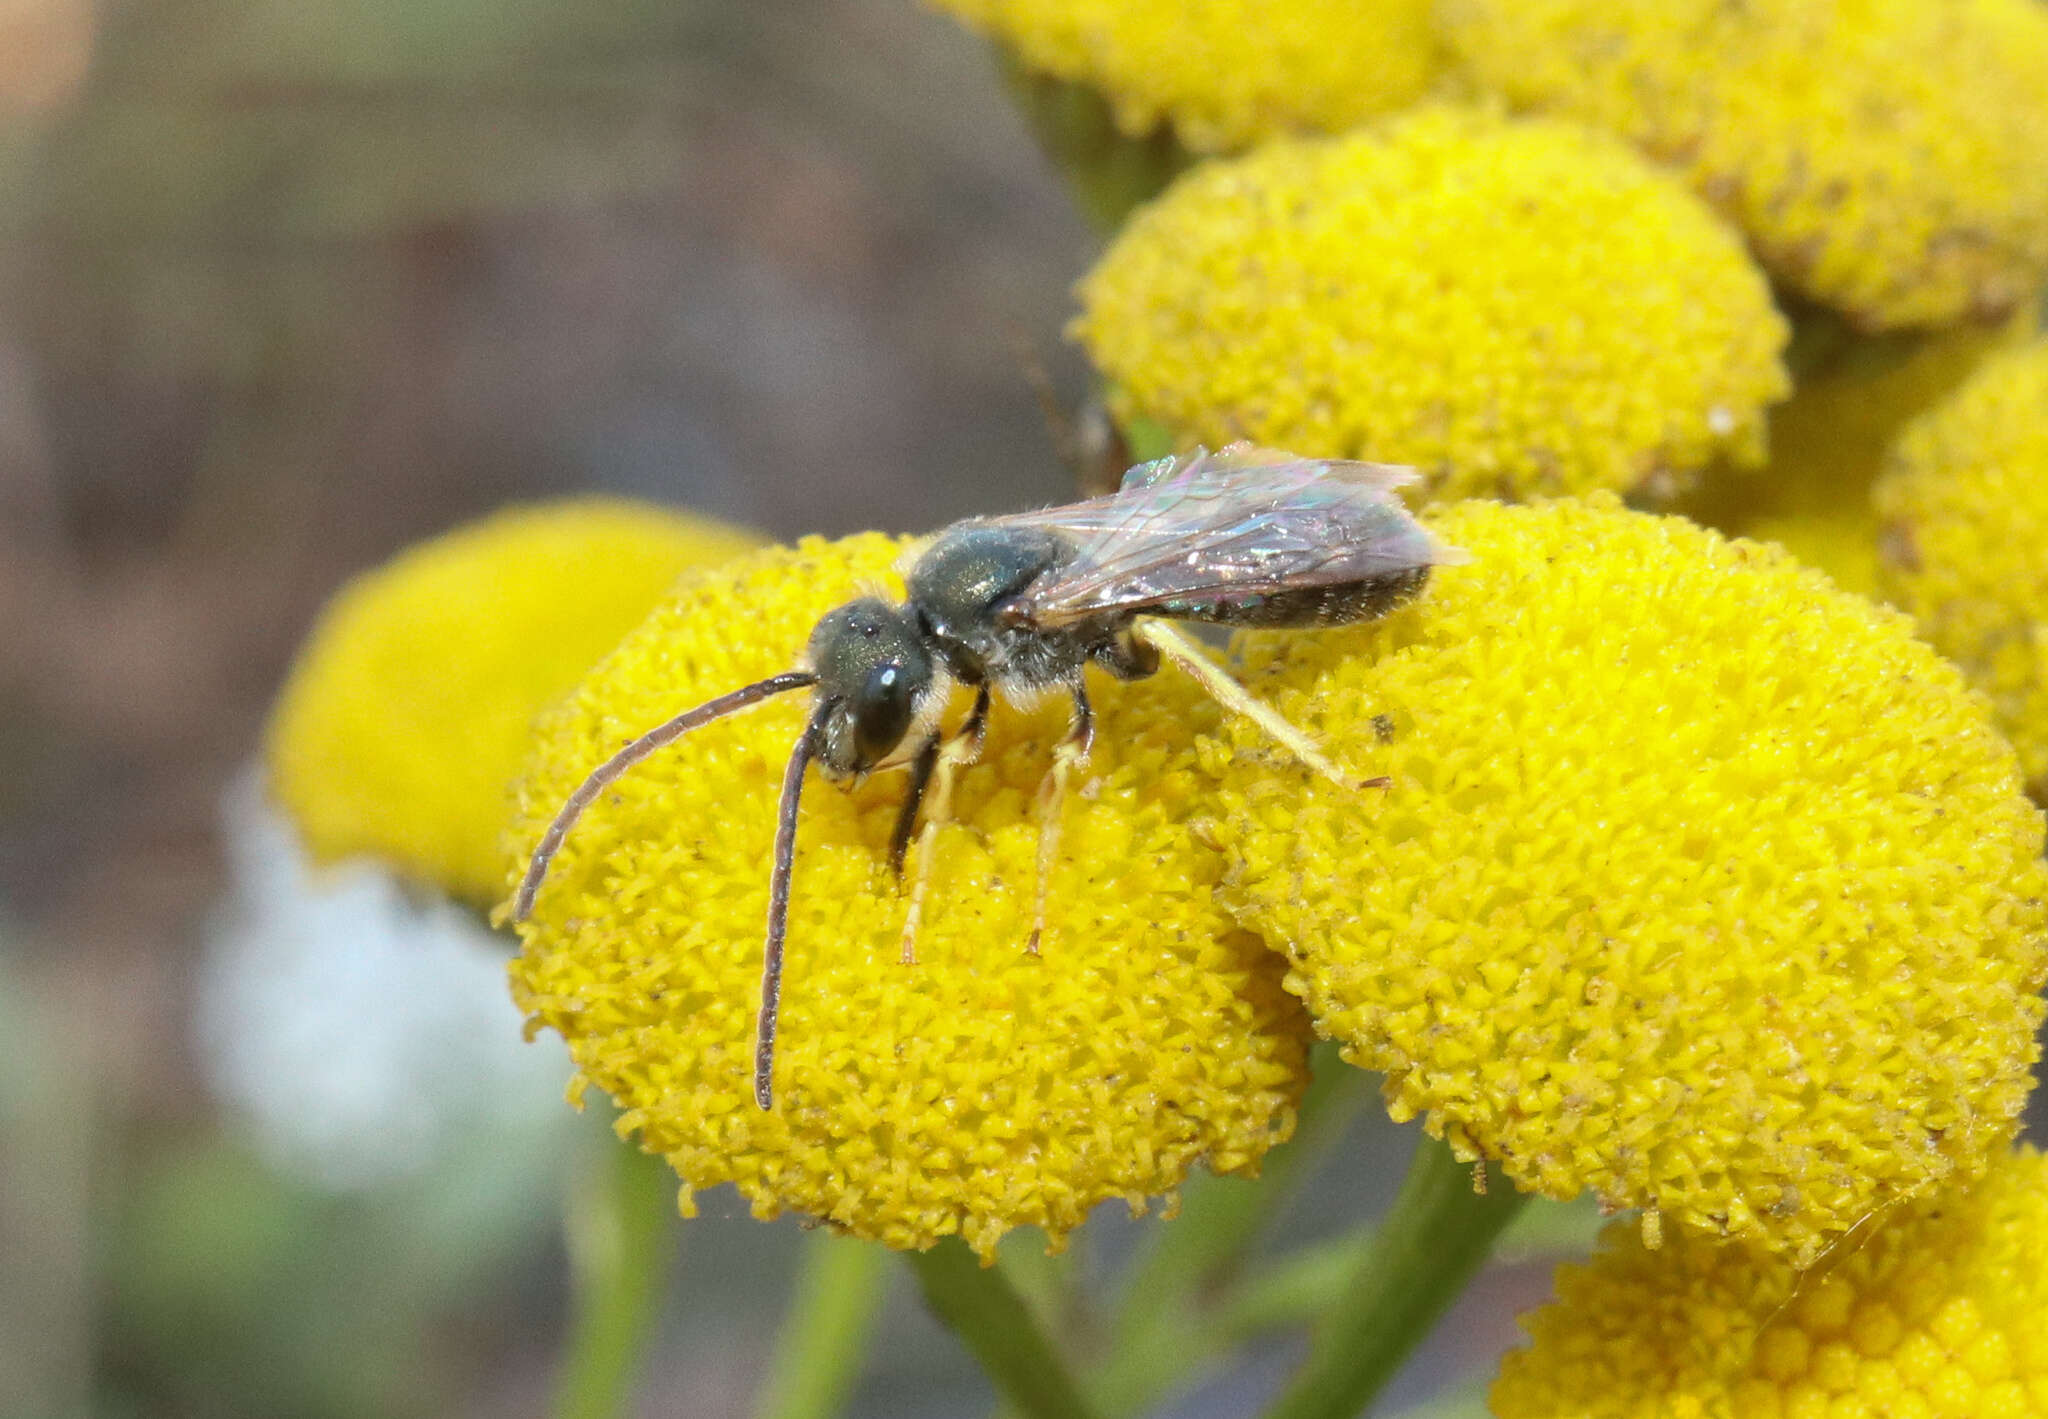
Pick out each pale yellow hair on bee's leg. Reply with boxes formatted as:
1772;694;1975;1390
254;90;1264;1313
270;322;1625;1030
1131;620;1381;792
1028;686;1094;956
899;685;990;965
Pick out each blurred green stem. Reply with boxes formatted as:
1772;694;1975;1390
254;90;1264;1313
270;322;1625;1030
753;1233;889;1419
1262;1134;1528;1419
554;1144;678;1419
909;1240;1105;1419
994;51;1191;235
1095;1051;1366;1415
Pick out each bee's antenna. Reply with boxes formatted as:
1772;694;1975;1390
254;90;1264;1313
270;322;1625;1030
511;671;818;923
756;699;832;1110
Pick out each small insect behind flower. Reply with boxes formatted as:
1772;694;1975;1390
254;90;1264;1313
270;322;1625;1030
512;444;1462;1108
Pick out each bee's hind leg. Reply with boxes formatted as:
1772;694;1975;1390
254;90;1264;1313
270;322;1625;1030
1130;620;1384;792
1029;681;1093;956
899;684;990;965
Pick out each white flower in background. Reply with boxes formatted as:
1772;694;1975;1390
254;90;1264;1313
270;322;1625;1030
196;771;573;1191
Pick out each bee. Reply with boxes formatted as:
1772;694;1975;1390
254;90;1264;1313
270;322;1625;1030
512;444;1462;1108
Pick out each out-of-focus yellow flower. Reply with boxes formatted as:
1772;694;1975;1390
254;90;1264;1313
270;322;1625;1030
1075;109;1788;504
1198;496;2048;1265
1492;1147;2048;1419
504;536;1311;1261
926;0;1440;154
1438;0;2048;331
1877;339;2048;798
1684;311;2034;598
267;499;759;906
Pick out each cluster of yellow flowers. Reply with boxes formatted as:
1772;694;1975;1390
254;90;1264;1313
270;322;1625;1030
1076;108;1788;503
1878;340;2048;800
261;0;2048;1410
1205;497;2046;1265
266;499;758;904
1494;1147;2048;1419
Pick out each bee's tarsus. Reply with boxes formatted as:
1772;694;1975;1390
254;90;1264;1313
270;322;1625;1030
1030;682;1094;958
1130;620;1360;791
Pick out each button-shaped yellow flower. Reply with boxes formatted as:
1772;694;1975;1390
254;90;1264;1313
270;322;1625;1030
1439;0;2048;331
1877;339;2048;801
503;535;1311;1260
1684;312;2033;599
926;0;1440;154
1492;1147;2048;1419
267;499;759;906
1198;496;2048;1265
1075;108;1789;504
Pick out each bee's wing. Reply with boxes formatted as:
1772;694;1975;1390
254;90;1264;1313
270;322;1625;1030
983;444;1461;629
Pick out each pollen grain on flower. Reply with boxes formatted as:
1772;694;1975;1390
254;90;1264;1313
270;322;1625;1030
925;0;1440;154
1491;1147;2048;1419
1877;337;2048;799
1198;496;2048;1265
265;498;760;906
503;534;1312;1261
1438;0;2048;331
1074;108;1789;504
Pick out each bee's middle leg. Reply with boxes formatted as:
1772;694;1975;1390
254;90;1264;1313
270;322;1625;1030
1029;680;1093;956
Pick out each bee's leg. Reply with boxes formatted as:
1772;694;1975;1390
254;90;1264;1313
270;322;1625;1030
1091;630;1160;681
1131;620;1386;792
899;684;990;965
887;735;940;881
1028;680;1093;956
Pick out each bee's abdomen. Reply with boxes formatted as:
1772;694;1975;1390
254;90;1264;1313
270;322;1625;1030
1159;566;1431;629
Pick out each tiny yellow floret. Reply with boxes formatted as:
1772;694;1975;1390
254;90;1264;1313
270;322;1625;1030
1075;108;1788;503
267;499;759;905
1200;497;2047;1264
1492;1148;2048;1419
504;536;1311;1260
925;0;1440;154
1438;0;2048;330
1877;339;2048;800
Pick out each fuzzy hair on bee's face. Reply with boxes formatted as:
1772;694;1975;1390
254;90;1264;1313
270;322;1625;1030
803;597;944;778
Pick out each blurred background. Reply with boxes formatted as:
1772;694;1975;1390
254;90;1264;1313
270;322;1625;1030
0;2;2039;1417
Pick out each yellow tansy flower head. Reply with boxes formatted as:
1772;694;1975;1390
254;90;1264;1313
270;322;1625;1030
1683;312;2034;599
1075;108;1789;504
1493;1147;2048;1419
1198;497;2047;1264
1438;0;2048;330
503;535;1311;1260
267;499;759;906
925;0;1440;155
1878;338;2048;799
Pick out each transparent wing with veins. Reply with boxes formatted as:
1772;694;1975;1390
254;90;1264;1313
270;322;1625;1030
957;443;1460;630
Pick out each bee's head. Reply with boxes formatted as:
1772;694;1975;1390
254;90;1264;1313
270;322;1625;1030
806;597;936;778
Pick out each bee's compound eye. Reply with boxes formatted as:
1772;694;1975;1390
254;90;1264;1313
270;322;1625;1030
853;662;917;765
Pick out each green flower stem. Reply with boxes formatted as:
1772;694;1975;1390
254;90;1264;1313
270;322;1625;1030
1262;1134;1529;1419
908;1240;1106;1419
752;1233;890;1419
994;51;1192;235
1212;1194;1600;1348
1214;1226;1375;1343
554;1144;680;1419
1095;1052;1367;1415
